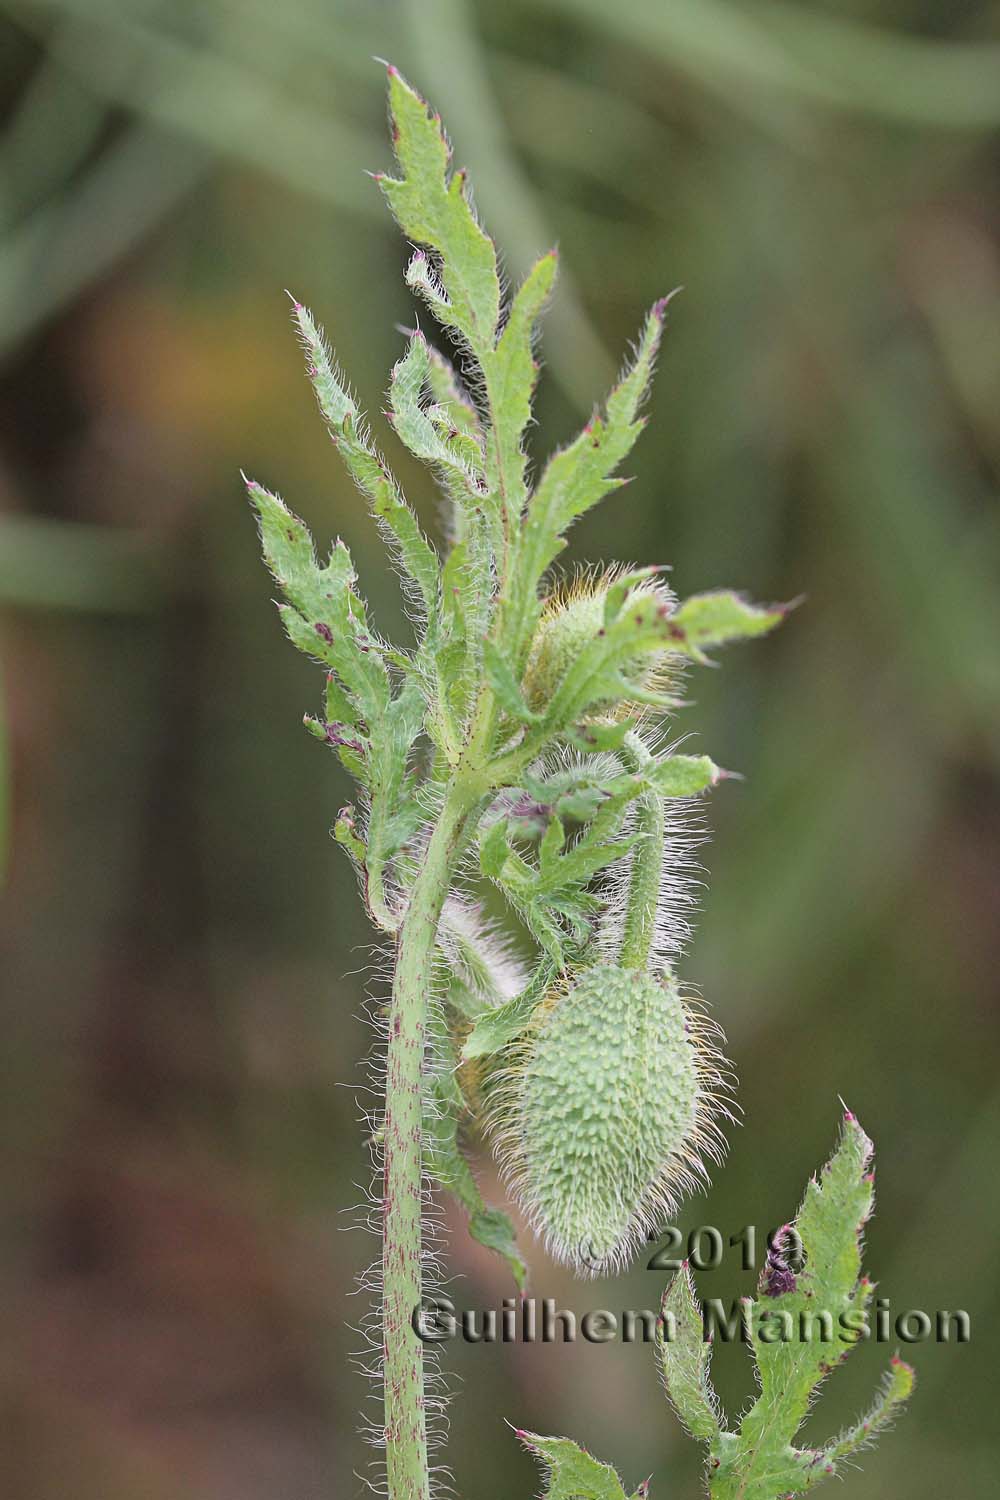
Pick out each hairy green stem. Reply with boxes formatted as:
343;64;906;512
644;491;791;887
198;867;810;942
617;732;665;971
383;778;480;1500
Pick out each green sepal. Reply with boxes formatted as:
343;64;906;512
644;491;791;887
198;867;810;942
565;718;639;753
460;961;554;1061
603;565;669;625
649;754;722;797
535;590;677;739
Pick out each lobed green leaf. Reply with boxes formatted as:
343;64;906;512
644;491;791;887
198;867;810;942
292;303;441;628
380;67;499;351
507;300;669;665
655;1112;915;1500
483;250;558;523
388;332;485;497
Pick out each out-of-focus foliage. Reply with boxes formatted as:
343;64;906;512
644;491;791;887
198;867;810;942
0;2;996;1498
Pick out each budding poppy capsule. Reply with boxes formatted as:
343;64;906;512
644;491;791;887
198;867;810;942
522;571;679;717
492;964;727;1275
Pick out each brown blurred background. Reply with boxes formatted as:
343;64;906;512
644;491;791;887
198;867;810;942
1;1;998;1496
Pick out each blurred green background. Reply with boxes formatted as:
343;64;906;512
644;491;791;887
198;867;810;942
1;1;998;1496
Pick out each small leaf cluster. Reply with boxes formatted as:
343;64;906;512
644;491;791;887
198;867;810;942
660;1112;914;1498
520;1114;913;1500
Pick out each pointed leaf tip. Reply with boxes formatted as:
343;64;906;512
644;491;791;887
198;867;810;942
519;1432;634;1500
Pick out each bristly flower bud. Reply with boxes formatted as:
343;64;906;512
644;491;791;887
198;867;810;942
523;570;679;718
492;963;728;1274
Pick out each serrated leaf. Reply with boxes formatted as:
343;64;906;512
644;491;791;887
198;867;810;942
425;344;482;439
290;304;441;629
388;332;485;495
424;1105;527;1289
668;590;787;663
380;67;499;350
747;1114;874;1424
534;828;638;897
694;1112;914;1500
516;768;613;826
659;1265;722;1443
551;785;608;822
514;894;568;966
468;1208;527;1283
248;482;380;719
324;669;358;728
248;478;353;611
507;300;668;663
334;806;366;863
546;890;601;945
518;1432;640;1500
483;249;558;521
275;596;389;734
364;677;426;853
